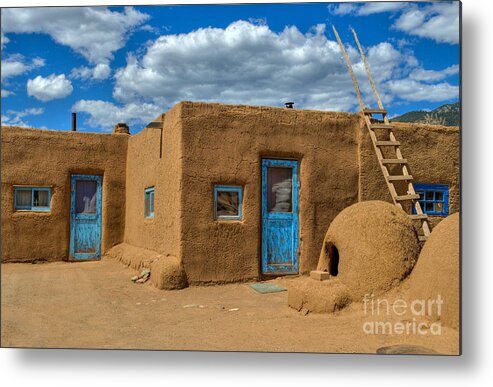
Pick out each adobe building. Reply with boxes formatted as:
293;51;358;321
1;101;460;284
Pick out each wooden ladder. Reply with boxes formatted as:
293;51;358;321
332;25;431;242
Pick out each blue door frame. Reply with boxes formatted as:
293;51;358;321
70;174;102;260
261;159;299;275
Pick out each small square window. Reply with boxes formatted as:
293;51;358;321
413;183;449;216
14;187;51;211
214;185;243;220
144;187;154;218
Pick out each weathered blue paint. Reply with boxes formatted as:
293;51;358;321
214;185;243;220
261;159;299;275
14;186;51;211
70;174;102;260
413;183;449;216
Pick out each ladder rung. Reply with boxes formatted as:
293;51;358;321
376;140;400;146
363;109;387;115
381;158;408;164
409;214;428;220
387;175;413;181
418;235;428;242
395;194;420;201
370;124;393;130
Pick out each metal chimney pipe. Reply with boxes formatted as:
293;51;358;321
72;112;76;131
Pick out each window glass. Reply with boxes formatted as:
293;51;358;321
34;189;49;207
14;187;51;211
145;188;154;218
267;167;292;213
413;183;449;216
15;189;32;208
217;191;239;216
76;180;97;214
214;185;242;220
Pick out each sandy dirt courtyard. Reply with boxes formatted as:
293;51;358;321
1;258;458;354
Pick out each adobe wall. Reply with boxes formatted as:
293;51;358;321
123;104;183;258
179;102;361;283
1;126;128;262
358;121;460;228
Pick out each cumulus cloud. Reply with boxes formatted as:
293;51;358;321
1;7;149;79
113;21;365;111
110;20;457;115
393;2;459;44
71;63;111;81
27;74;73;101
72;100;162;130
1;55;45;80
1;107;44;127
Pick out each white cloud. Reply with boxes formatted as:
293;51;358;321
1;7;149;69
357;2;407;15
329;2;407;16
410;64;459;82
71;63;111;81
393;2;459;44
1;89;15;98
1;59;28;80
113;21;364;111
1;107;44;127
72;100;162;130
327;3;357;16
1;32;9;48
27;74;73;101
111;20;457;113
387;79;458;102
1;55;45;80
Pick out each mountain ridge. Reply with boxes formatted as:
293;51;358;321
390;102;460;126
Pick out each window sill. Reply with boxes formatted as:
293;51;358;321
214;219;244;223
13;210;51;216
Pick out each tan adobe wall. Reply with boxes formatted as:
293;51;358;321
178;102;362;283
1;126;128;262
123;104;183;258
358;122;460;228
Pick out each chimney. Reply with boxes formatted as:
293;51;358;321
285;102;294;109
112;122;130;135
72;112;76;131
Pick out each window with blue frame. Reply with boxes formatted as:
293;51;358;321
214;185;243;220
413;183;449;216
14;186;51;211
144;187;155;218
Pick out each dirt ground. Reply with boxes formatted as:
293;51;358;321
1;258;459;354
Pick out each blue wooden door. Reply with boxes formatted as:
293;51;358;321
70;174;102;260
261;159;299;275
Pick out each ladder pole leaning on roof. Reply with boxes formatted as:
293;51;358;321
351;28;385;111
332;25;365;112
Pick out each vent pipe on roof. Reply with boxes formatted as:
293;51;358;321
72;112;76;131
285;102;294;109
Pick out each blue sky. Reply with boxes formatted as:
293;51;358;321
1;1;460;133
